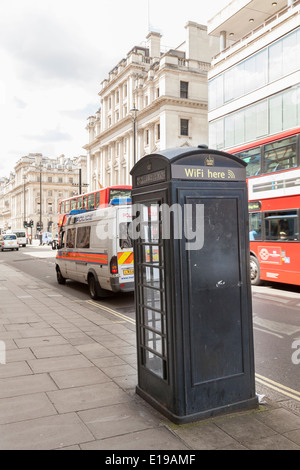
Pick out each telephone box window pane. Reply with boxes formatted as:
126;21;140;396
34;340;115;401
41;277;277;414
143;286;162;310
141;266;163;287
143;308;164;332
144;351;164;379
140;204;160;242
142;245;160;264
144;330;163;354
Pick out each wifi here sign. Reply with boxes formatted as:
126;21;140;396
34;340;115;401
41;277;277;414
172;165;246;181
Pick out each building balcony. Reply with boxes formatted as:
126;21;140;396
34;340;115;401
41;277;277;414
210;1;300;67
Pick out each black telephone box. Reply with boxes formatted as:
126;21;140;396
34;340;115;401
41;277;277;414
130;147;258;424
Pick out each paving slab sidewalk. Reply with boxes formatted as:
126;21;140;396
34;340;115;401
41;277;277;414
0;263;300;450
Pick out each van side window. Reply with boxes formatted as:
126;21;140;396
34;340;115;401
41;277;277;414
66;228;76;248
76;226;91;249
60;231;66;248
119;222;133;249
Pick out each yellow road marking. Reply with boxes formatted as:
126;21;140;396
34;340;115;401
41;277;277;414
86;300;300;403
255;373;300;402
86;300;136;325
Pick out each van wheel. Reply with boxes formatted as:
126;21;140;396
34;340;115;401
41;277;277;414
56;267;66;285
250;255;263;286
88;275;100;300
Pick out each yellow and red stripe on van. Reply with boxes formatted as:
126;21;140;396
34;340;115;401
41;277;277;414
56;251;108;265
117;251;134;265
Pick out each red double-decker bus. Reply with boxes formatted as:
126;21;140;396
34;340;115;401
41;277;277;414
58;185;132;228
228;127;300;286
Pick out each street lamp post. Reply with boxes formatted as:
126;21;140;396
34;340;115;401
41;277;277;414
39;164;43;246
130;103;139;166
23;175;26;226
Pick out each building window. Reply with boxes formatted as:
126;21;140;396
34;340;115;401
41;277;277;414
180;81;188;99
156;123;160;141
145;129;149;145
58;177;63;183
180;119;189;136
208;27;300;111
48;177;52;183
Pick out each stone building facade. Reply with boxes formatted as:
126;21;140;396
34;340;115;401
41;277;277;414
0;153;87;236
85;22;219;190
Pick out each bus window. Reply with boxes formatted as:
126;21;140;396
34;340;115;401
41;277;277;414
264;211;297;241
77;197;83;210
60;202;65;214
95;191;100;208
264;137;297;173
249;212;262;240
237;147;261;177
83;196;88;210
109;188;131;202
88;194;95;210
71;199;77;211
65;200;71;213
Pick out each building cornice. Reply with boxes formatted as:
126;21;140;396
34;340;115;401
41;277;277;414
85;95;207;151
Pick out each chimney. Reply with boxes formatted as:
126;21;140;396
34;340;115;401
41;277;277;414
146;31;162;59
185;21;219;63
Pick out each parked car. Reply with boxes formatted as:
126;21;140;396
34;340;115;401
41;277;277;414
0;234;19;251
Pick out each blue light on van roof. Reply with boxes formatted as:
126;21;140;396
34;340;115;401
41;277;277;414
110;198;132;205
70;209;88;215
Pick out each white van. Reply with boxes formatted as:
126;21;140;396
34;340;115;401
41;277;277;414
13;230;27;247
55;204;134;299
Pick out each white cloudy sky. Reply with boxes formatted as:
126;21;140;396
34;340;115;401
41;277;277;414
0;0;226;177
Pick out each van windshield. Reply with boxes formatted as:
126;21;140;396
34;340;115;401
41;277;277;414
14;232;26;238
